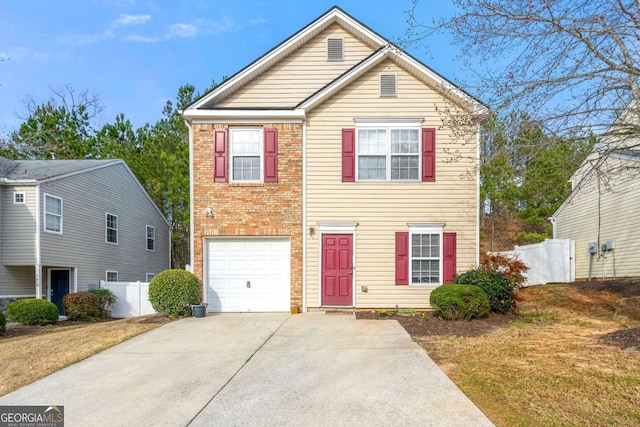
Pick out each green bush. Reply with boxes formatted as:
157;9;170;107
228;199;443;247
7;298;59;325
148;269;201;317
0;311;6;335
89;288;116;318
62;292;102;321
429;284;491;320
454;268;514;313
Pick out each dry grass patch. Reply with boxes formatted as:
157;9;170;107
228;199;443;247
0;316;170;397
414;284;640;427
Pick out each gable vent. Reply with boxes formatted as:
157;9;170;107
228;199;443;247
380;74;397;97
327;38;344;61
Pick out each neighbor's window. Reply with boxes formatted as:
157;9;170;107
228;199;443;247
410;230;442;285
357;127;420;181
44;194;63;233
146;273;155;282
146;225;155;251
106;213;118;244
14;192;26;204
106;271;118;282
229;128;262;182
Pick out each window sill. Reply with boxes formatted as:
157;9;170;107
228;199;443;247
229;182;266;187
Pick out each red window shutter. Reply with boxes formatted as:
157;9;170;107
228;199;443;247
214;129;228;182
342;128;356;182
443;232;457;284
395;232;409;285
422;128;436;182
264;128;278;182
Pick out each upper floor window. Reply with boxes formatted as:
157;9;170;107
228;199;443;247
14;192;26;204
229;128;262;182
327;38;344;61
146;225;155;251
357;127;420;181
44;194;63;234
106;213;118;244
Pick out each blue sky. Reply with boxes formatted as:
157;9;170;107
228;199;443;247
0;0;462;135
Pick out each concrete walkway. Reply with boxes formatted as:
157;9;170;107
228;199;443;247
0;313;494;427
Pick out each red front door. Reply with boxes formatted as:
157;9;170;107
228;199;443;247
321;234;353;306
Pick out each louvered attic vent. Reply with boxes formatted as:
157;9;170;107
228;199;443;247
380;74;397;97
327;38;343;61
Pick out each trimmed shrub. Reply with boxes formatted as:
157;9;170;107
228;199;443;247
454;268;514;313
430;284;490;320
89;288;116;318
7;298;59;326
62;292;102;321
0;311;6;335
148;269;201;317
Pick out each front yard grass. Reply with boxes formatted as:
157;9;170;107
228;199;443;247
0;315;170;396
415;283;640;427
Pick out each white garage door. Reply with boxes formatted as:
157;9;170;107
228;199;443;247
206;238;291;312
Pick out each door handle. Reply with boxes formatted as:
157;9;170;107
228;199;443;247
246;281;251;288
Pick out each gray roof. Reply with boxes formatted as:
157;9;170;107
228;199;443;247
0;156;120;181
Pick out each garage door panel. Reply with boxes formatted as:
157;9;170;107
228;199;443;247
206;238;290;312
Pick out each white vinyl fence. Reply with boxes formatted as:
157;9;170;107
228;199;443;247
501;239;575;286
100;280;155;318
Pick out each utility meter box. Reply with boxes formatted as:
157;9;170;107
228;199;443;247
605;240;615;251
588;243;598;254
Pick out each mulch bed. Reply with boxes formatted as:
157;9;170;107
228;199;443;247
356;279;640;351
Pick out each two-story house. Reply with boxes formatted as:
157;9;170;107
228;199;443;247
0;156;171;313
183;6;486;312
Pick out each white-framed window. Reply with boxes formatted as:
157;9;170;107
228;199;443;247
146;225;155;251
357;127;420;181
327;37;344;61
410;225;443;285
13;192;26;204
106;213;118;244
146;273;155;282
229;128;262;182
106;271;118;282
44;193;63;234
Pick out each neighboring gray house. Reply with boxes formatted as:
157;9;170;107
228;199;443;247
0;156;171;313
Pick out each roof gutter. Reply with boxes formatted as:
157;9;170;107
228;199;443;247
181;109;306;120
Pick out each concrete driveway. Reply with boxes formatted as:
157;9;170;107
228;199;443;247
0;313;494;426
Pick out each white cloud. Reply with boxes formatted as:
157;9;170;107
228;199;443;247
112;14;151;27
195;17;235;36
168;23;198;38
124;33;164;43
249;18;267;25
59;31;115;46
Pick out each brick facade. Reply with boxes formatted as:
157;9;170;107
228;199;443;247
192;122;303;309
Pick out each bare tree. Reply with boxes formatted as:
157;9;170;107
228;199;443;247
405;0;640;158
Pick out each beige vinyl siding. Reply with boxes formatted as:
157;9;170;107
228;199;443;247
555;156;640;279
0;265;36;296
217;24;375;108
39;163;170;291
3;185;37;265
306;59;478;309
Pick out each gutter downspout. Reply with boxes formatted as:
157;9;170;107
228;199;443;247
302;118;307;313
185;119;194;274
475;123;481;265
35;184;42;299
